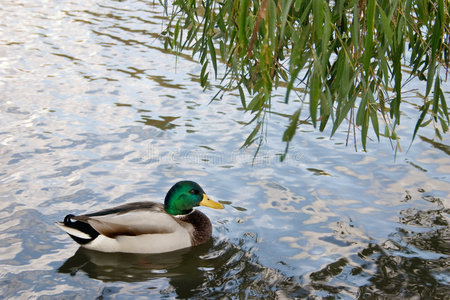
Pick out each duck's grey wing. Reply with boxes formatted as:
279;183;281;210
72;202;183;238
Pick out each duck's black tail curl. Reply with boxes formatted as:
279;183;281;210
64;214;75;225
59;214;100;245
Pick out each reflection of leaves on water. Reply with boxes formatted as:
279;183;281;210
310;257;348;282
419;135;450;156
231;205;247;212
302;190;450;299
359;255;450;299
400;207;448;227
405;159;428;173
306;168;332;176
358;191;450;298
137;116;180;130
398;193;449;255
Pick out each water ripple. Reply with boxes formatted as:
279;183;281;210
0;0;449;298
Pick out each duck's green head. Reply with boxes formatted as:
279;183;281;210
164;181;224;215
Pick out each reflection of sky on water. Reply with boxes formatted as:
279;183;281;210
0;0;449;298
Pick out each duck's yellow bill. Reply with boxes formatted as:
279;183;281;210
200;194;224;209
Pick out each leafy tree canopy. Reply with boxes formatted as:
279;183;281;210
160;0;449;157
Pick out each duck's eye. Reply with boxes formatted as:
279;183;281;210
189;189;199;195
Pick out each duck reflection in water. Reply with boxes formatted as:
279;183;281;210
58;240;213;297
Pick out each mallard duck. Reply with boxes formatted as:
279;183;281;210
56;181;224;254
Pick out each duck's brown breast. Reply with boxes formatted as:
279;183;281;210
178;210;212;246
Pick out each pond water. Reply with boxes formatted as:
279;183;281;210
1;0;449;298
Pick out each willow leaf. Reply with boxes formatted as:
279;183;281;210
412;101;431;143
207;38;217;79
280;0;294;39
310;67;321;127
243;121;262;147
238;84;247;109
363;0;376;74
238;0;249;52
283;108;301;142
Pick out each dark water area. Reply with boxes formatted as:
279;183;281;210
0;0;449;299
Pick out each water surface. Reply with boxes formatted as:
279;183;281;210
0;0;449;298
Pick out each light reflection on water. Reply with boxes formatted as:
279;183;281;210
0;0;449;298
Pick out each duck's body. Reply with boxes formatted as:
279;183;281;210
56;181;223;254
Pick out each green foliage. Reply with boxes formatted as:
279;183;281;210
161;0;449;155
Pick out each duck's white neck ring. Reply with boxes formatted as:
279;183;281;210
174;209;195;218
